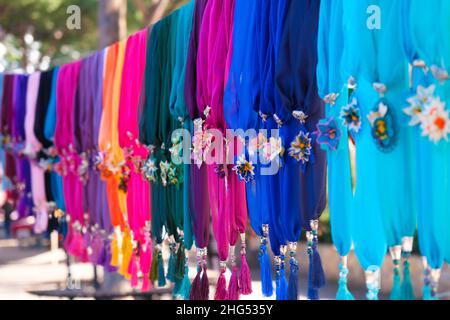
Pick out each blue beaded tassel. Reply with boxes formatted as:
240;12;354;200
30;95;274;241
336;256;354;300
422;257;433;300
259;224;273;297
287;242;299;300
365;266;380;300
400;237;415;300
275;250;288;301
389;246;402;300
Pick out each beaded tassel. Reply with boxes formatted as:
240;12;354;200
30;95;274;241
200;247;209;300
227;246;240;300
365;266;380;300
430;268;441;300
400;237;415;300
167;237;177;283
310;220;326;290
156;244;166;287
189;248;204;300
306;231;318;300
336;256;354;300
275;245;288;300
259;224;273;297
287;242;299;300
215;260;228;300
422;257;432;300
389;246;402;300
239;233;252;295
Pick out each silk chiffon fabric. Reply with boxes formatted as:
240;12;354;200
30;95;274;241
13;75;33;219
75;51;113;268
1;75;17;198
44;67;66;213
168;2;195;251
402;1;449;297
316;0;354;299
185;0;211;255
99;42;126;231
54;61;84;259
118;28;151;288
24;72;49;233
196;0;250;300
183;0;211;301
340;0;387;299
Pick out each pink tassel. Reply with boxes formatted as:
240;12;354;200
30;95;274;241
200;265;210;300
189;268;203;300
140;241;152;292
129;253;139;288
214;268;228;300
227;265;240;300
239;253;252;295
141;276;151;292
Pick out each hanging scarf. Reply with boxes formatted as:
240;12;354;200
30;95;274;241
118;28;151;290
44;67;66;214
403;0;450;299
183;0;211;301
261;0;290;300
1;75;17;202
275;0;327;300
34;70;59;233
54;61;85;260
74;51;113;269
167;1;196;300
13;75;34;220
24;72;49;234
224;0;260;295
316;0;354;300
340;0;387;300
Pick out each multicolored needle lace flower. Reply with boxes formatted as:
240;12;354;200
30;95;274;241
316;117;341;151
141;155;158;184
191;118;213;168
340;98;362;134
262;136;284;162
168;162;182;186
233;155;255;183
404;85;436;126
288;131;312;164
367;100;396;152
248;132;268;157
419;98;450;143
404;85;450;143
159;161;170;187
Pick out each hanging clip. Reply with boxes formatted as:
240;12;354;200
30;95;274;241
292;111;308;124
273;114;283;128
373;82;387;97
430;65;449;83
323;93;339;105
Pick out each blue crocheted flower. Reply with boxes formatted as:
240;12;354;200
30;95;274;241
316;117;341;151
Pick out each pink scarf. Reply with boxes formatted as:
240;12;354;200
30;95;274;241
197;0;249;300
54;61;85;260
118;28;152;291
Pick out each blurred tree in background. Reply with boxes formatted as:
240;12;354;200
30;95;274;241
0;0;187;72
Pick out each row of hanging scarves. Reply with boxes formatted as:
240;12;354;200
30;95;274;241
1;0;450;301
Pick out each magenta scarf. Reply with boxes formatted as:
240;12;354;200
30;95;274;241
118;28;152;291
196;0;249;300
54;61;85;260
